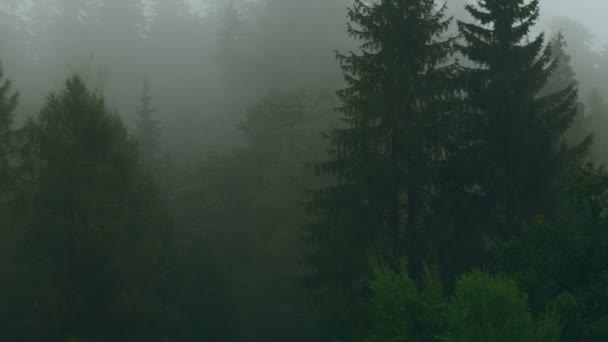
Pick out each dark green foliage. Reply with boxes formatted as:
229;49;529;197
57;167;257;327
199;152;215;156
171;88;338;341
0;61;21;342
4;76;173;342
457;0;587;235
307;0;455;337
497;165;608;341
448;271;561;342
367;261;561;341
172;238;236;341
1;1;608;340
0;62;18;195
367;258;447;342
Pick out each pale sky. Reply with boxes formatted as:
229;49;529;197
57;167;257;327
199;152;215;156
540;0;606;47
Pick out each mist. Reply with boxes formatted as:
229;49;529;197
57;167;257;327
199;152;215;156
0;0;607;341
542;0;608;46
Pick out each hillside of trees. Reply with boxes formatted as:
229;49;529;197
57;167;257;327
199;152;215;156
1;0;608;341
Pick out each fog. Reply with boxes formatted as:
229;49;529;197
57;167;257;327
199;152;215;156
1;0;608;341
542;0;608;47
3;0;608;153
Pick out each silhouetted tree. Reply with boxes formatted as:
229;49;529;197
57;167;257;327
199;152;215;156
172;237;236;341
170;88;338;341
135;80;163;172
9;76;173;341
0;63;18;196
458;0;588;235
542;33;590;149
546;17;601;98
0;63;20;340
588;89;608;164
307;0;455;338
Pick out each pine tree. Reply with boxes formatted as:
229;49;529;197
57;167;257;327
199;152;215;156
307;0;454;338
541;33;590;149
588;89;608;164
457;0;586;233
0;63;18;197
11;76;173;341
542;33;578;95
547;17;601;98
135;79;162;172
0;63;20;340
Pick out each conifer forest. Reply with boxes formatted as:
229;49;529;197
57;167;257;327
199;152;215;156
2;0;608;341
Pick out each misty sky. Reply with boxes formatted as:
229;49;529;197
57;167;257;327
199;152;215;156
14;0;608;48
542;0;606;48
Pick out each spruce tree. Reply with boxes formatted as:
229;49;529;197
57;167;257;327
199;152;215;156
547;17;601;98
588;89;608;164
0;63;20;340
11;76;173;341
135;79;162;172
542;34;578;95
457;0;586;233
307;0;454;338
542;33;590;148
0;63;18;197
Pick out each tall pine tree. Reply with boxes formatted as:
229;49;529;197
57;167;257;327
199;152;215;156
307;0;454;338
457;0;587;234
588;89;608;164
0;63;20;340
0;63;18;198
541;33;590;149
135;79;162;173
9;76;173;341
